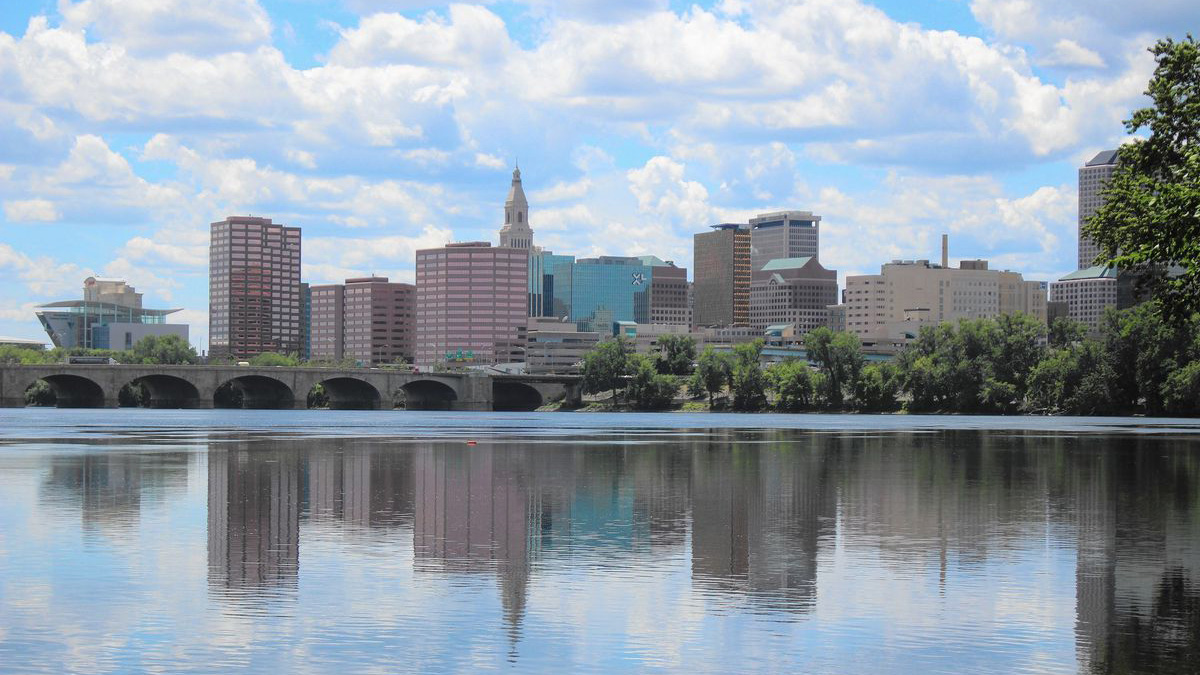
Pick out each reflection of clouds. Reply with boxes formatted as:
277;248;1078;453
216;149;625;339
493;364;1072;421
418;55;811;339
1;428;1200;672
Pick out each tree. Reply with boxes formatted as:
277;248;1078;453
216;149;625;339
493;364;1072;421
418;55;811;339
1048;316;1088;348
128;334;198;365
581;337;630;403
689;346;731;407
1027;342;1115;415
728;340;767;411
627;353;677;410
1083;35;1200;321
853;362;901;412
805;327;864;409
654;334;696;376
767;360;816;411
1162;361;1200;416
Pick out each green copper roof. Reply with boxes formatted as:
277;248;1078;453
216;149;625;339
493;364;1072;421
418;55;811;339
760;256;815;271
1058;265;1118;281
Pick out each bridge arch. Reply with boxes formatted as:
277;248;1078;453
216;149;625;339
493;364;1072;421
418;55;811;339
121;374;203;409
492;381;544;412
215;375;296;410
398;379;458;410
25;374;107;408
310;377;382;410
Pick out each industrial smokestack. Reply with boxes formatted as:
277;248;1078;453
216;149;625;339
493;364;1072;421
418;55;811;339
941;234;948;268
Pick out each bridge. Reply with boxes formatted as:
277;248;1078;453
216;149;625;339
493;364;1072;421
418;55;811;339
0;364;582;411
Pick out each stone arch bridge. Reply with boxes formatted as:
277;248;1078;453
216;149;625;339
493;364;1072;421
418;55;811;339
0;364;581;412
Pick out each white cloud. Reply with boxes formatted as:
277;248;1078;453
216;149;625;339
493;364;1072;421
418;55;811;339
58;0;273;56
627;156;712;227
3;198;59;222
0;243;91;296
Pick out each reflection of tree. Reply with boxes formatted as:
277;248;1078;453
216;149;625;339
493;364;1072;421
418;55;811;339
207;444;301;590
1074;442;1200;674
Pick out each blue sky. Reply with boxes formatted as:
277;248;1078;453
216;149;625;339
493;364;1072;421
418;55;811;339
1;0;1197;350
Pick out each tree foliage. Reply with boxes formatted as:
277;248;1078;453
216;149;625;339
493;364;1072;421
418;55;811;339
1083;35;1200;321
627;353;678;410
766;360;816;411
654;334;696;376
128;334;199;365
581;337;630;402
805;327;863;409
728;340;767;411
688;346;731;407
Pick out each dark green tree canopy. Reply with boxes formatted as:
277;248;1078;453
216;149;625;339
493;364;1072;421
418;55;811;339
1084;35;1200;321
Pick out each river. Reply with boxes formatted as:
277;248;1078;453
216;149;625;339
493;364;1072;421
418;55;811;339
1;409;1198;673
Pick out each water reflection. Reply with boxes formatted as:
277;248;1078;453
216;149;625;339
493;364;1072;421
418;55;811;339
10;423;1200;672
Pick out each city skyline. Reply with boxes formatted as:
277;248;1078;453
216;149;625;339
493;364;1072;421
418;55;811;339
2;0;1197;350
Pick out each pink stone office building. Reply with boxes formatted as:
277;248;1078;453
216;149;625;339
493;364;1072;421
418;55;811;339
209;216;302;359
310;277;415;365
415;242;529;366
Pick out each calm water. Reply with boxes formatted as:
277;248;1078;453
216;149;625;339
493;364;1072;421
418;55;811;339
2;410;1199;674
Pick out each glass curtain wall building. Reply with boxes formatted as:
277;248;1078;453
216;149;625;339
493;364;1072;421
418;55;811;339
570;257;655;331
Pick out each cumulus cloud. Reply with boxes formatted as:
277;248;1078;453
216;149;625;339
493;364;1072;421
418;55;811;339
58;0;273;56
3;198;59;222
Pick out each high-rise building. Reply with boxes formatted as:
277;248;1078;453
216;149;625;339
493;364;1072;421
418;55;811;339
750;211;820;271
693;224;751;327
498;166;533;251
749;257;838;334
1078;150;1118;269
208;216;302;359
310;277;416;365
529;251;575;319
842;238;1046;343
569;256;656;330
414;242;528;366
36;277;188;349
1049;266;1119;333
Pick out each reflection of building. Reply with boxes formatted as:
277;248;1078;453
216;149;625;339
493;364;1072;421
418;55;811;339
207;447;301;589
36;277;188;349
307;445;414;529
310;277;415;364
693;224;751;328
414;446;535;639
209;216;302;359
690;437;834;608
415;242;529;366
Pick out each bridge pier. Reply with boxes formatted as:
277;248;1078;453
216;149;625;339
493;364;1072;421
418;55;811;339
1;396;25;408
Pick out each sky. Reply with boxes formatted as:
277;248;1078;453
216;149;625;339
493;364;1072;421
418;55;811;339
1;0;1197;351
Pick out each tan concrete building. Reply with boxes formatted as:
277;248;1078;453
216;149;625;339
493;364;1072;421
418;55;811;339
843;241;1046;343
1078;150;1118;269
525;318;599;374
749;211;820;272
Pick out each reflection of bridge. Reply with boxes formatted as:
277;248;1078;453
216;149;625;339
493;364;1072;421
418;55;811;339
0;364;581;411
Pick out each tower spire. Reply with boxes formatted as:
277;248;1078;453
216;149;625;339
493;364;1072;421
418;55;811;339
499;164;532;250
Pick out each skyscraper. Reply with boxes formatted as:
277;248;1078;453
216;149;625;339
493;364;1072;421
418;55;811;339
1078;150;1118;269
208;216;302;359
498;166;533;251
414;242;528;366
749;211;820;271
749;257;838;333
693;224;750;327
